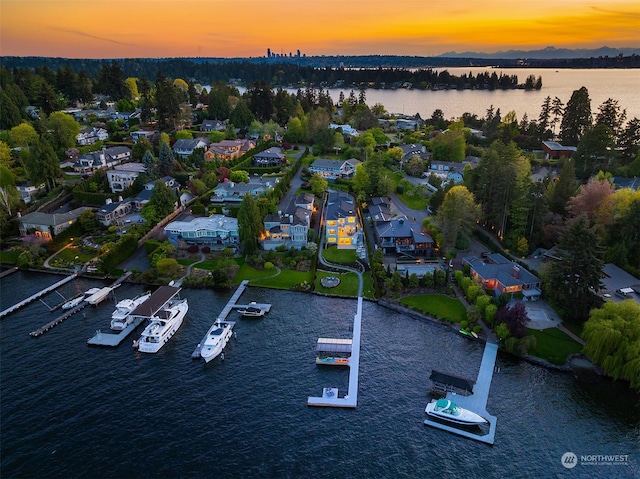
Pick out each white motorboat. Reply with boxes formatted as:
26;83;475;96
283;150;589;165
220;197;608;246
135;298;188;353
237;301;268;317
62;295;85;310
200;320;235;363
425;399;487;425
110;291;152;331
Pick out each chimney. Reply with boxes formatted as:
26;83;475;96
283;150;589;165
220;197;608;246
105;198;112;205
118;196;123;202
512;265;520;278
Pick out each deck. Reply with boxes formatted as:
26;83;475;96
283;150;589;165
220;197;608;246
87;317;147;347
423;342;498;445
1;273;77;319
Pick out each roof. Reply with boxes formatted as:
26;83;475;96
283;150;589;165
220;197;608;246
130;286;181;318
19;207;90;227
165;214;238;235
325;191;356;219
542;140;577;152
310;158;342;171
429;370;474;392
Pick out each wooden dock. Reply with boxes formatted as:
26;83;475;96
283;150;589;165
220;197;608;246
192;280;248;359
30;300;89;337
1;274;77;319
28;272;132;338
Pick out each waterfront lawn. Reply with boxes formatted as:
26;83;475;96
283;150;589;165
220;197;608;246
400;294;467;323
322;247;357;263
526;328;584;365
0;250;21;265
250;269;313;289
233;258;278;282
315;270;376;299
177;258;200;266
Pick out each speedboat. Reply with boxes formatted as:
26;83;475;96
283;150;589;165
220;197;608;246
62;296;84;310
425;398;487;425
135;298;188;353
238;305;266;317
200;320;235;363
110;291;151;331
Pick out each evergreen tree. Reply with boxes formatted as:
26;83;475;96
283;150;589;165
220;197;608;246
545;215;603;321
142;150;160;179
435;185;480;253
237;194;262;256
158;142;175;176
547;157;577;216
229;99;255;130
560;86;592;145
617;117;640;164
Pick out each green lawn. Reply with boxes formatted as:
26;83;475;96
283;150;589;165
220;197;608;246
322;247;357;263
315;270;376;299
526;328;584;365
249;269;314;289
399;294;467;323
233;258;279;282
0;250;21;265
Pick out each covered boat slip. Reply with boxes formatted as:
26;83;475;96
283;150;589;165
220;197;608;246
423;342;498;445
87;285;181;347
307;296;362;408
315;338;352;366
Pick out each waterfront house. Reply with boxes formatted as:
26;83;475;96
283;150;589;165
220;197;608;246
324;191;361;249
373;215;434;256
463;253;542;300
261;204;311;251
18;207;90;241
164;214;239;250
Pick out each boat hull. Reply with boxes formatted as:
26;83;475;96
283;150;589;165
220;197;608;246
200;322;234;363
137;300;188;354
425;399;487;425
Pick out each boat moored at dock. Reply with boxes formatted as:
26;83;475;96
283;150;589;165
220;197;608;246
425;398;487;426
110;291;152;331
134;297;188;353
84;285;120;306
236;301;271;318
200;320;235;363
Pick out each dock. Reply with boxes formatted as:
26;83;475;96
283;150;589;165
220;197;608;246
30;300;89;337
87;284;180;347
307;295;362;408
423;341;498;445
1;273;77;319
192;280;248;359
29;273;132;338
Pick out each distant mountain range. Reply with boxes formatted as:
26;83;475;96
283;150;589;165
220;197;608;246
438;46;640;60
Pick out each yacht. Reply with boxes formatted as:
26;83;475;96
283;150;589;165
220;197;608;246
200;320;235;363
110;291;151;331
425;399;487;425
135;298;188;353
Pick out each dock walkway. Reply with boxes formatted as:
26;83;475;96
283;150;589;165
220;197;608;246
423;341;499;445
29;273;131;338
1;273;77;319
191;280;248;359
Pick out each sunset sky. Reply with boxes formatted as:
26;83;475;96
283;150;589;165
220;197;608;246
2;0;639;58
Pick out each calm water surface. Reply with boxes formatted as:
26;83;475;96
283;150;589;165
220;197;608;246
257;68;640;122
1;272;638;478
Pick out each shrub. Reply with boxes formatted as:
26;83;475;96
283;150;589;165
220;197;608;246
264;261;274;270
460;320;469;329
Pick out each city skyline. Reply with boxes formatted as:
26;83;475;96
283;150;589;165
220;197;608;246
1;1;639;59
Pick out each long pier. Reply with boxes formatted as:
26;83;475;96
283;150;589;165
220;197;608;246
307;295;362;408
423;341;499;445
191;280;248;359
1;273;77;319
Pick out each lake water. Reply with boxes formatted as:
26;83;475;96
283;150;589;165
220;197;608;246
1;271;638;478
237;68;640;122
